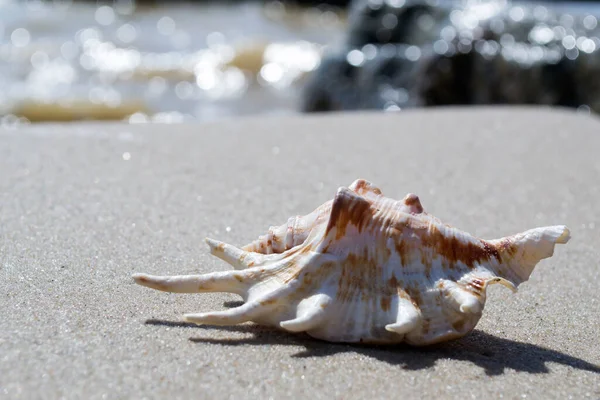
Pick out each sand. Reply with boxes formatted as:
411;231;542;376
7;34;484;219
1;107;598;399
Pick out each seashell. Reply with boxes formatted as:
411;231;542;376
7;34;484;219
133;179;570;345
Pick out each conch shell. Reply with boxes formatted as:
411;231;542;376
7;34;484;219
133;179;570;345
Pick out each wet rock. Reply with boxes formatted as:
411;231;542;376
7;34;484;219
301;44;423;111
346;0;447;47
303;0;600;113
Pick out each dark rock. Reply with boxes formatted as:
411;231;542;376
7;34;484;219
346;0;449;47
303;0;600;113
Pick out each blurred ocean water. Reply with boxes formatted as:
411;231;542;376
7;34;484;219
0;0;346;125
1;0;599;126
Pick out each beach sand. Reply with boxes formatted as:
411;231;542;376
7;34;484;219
1;107;598;399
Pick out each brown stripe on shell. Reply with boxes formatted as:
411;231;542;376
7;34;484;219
416;224;502;269
404;282;423;309
420;248;433;278
380;296;391;311
280;245;317;284
388;275;399;289
394;240;409;266
325;190;374;240
336;251;396;306
492;237;520;258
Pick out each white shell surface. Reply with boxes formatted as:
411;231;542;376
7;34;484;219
133;179;570;345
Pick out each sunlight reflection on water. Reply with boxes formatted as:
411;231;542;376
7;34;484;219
0;0;346;125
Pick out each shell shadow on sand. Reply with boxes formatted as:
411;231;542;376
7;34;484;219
144;317;600;377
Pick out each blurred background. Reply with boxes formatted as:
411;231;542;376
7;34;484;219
1;0;600;127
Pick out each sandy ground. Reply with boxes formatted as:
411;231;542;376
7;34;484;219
1;107;599;399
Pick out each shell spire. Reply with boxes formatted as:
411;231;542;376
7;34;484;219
241;179;387;255
132;179;570;346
